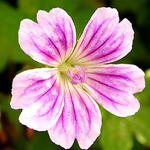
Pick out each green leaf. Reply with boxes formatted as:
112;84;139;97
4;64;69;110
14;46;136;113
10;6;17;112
0;2;34;71
128;106;150;147
25;132;61;150
18;0;79;16
112;0;146;13
100;116;133;150
0;94;21;125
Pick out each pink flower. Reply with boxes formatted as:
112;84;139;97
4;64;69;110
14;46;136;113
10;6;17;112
11;7;145;149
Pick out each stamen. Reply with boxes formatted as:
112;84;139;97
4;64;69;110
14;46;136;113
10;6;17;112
67;66;87;84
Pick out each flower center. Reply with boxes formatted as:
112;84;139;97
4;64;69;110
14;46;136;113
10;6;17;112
67;66;87;84
57;63;87;85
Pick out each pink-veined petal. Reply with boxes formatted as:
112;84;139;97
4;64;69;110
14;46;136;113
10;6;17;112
11;68;64;131
85;64;145;117
87;64;145;94
48;82;76;149
19;8;76;66
73;7;134;65
19;19;59;66
37;8;76;60
48;82;101;149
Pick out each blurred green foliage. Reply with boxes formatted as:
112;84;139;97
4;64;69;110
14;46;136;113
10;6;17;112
0;0;150;150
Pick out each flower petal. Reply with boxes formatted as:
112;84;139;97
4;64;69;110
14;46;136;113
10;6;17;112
87;64;145;94
85;64;145;117
19;8;76;66
73;7;134;65
11;68;64;131
19;19;59;66
48;82;76;149
37;8;76;60
48;82;101;149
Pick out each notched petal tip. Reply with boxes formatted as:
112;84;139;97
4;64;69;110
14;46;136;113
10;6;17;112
95;7;119;15
37;10;48;19
131;65;145;93
117;97;140;117
10;74;23;110
19;19;38;35
19;18;32;27
49;7;68;13
78;128;101;149
120;18;134;38
48;131;74;149
10;98;19;110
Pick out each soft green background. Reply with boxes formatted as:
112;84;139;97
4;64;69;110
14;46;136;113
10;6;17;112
0;0;150;150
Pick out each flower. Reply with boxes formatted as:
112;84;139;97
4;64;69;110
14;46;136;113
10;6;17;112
11;7;145;149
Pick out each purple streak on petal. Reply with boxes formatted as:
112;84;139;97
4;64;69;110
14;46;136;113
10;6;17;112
85;64;144;117
89;35;124;62
78;28;124;62
19;86;64;131
86;81;126;106
21;75;55;97
85;81;140;117
78;17;119;60
78;19;108;51
19;8;76;65
32;39;57;61
73;86;91;130
77;20;94;51
67;84;77;124
88;76;123;92
48;83;76;149
19;19;63;65
69;22;75;49
87;72;130;80
11;68;64;131
82;31;114;58
76;9;134;64
87;64;145;94
30;33;59;63
36;84;60;117
78;32;124;64
75;8;119;61
47;37;61;58
46;20;67;56
11;68;56;109
37;8;76;59
36;79;56;101
55;23;67;50
48;81;101;149
70;85;101;149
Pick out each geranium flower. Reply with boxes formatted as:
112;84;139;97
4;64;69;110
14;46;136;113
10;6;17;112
11;7;145;149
